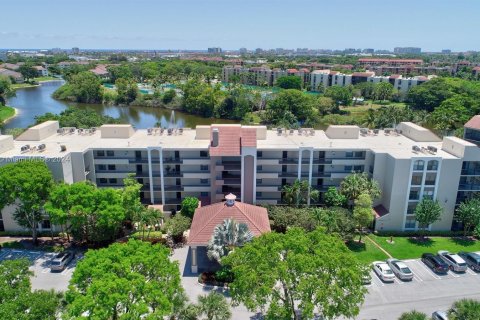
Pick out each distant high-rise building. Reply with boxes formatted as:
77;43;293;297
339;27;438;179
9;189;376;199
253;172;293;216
51;48;63;54
394;47;422;54
296;48;309;54
255;48;264;54
207;47;222;54
72;47;80;55
362;48;375;54
239;47;247;55
442;49;452;54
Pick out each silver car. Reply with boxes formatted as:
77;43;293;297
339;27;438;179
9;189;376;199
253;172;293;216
50;251;74;272
432;311;448;320
438;251;467;272
386;259;414;281
372;261;395;282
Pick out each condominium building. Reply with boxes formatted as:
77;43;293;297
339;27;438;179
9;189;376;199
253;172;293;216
1;120;480;234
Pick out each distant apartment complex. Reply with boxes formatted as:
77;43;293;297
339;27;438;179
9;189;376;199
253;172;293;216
222;65;433;94
310;69;432;93
207;47;222;54
394;47;422;54
1;120;480;234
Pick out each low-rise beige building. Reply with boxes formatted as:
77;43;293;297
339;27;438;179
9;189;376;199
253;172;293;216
1;120;479;233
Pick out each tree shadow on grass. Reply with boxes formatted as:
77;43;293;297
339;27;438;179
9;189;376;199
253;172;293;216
450;237;477;247
347;241;366;253
407;237;434;247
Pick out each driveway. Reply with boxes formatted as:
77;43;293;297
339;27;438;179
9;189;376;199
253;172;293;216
0;248;79;292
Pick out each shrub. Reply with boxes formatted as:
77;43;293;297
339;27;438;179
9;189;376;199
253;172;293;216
181;197;199;219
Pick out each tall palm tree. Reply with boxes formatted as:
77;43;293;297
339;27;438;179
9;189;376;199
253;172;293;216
207;219;253;262
281;179;319;207
340;172;381;204
197;292;232;320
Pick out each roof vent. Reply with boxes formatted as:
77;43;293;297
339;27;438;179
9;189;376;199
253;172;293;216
212;128;219;147
225;193;236;206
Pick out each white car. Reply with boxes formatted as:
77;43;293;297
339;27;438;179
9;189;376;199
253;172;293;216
386;259;414;281
372;261;395;282
438;251;467;272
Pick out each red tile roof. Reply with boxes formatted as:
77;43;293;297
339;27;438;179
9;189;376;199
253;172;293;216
209;126;257;156
374;205;389;218
358;58;423;64
465;115;480;130
188;199;270;245
287;68;299;73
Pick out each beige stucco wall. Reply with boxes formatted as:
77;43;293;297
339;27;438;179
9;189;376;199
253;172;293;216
0;135;14;154
100;125;135;139
16;121;59;141
325;125;359;139
397;122;441;142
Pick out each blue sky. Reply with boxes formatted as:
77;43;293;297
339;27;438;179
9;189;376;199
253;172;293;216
1;0;479;51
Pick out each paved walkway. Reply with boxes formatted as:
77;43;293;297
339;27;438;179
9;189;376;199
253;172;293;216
171;246;263;320
366;234;393;258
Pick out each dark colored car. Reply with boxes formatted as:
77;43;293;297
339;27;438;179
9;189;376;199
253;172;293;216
458;251;480;272
421;253;448;274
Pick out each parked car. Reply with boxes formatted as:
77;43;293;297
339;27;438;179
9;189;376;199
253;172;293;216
50;251;74;271
421;253;448;274
386;259;414;281
372;261;395;282
459;251;480;272
438;251;467;272
432;310;448;320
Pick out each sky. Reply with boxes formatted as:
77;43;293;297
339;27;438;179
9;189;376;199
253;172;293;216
1;0;479;51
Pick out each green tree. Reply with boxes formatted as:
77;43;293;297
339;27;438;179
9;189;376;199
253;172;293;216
282;179;320;207
456;198;480;237
414;198;442;234
164;214;192;243
406;77;460;112
53;71;103;103
207;218;253;262
398;310;428;320
222;228;367;320
353;193;374;242
312;207;356;242
134;207;164;240
0;75;15;105
115;77;139;105
449;299;480;320
275;75;302;90
373;82;394;102
0;259;61;320
267;206;318;233
35;107;121;128
66;239;185;319
18;64;37;82
122;174;144;221
354;82;376;99
163;89;177;104
324;186;347;207
181;197;199;219
45;181;126;244
108;64;134;82
340;172;381;203
264;89;318;127
429;95;476;132
0;161;53;244
197;292;232;320
316;96;337;115
324;85;353;106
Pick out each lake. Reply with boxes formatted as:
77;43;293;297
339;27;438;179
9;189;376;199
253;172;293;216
4;80;238;129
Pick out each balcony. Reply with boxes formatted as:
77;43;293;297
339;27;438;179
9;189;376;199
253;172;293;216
461;169;480;176
279;158;298;164
458;184;480;191
163;158;182;164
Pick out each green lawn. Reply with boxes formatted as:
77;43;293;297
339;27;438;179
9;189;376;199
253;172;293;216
34;76;59;82
0;105;15;122
371;235;480;260
12;83;39;89
347;237;389;264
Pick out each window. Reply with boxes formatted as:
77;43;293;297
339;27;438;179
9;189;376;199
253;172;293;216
409;189;420;200
407;202;417;214
354;151;364;158
200;179;208;184
200;192;209;197
98;164;106;171
99;178;107;184
109;178;117;184
346;152;353;158
200;165;208;171
344;165;353;172
257;165;262;171
404;217;416;229
413;160;424;171
425;173;436;185
256;179;262;184
427;160;439;171
353;165;363;172
423;188;434;199
41;220;51;229
256;192;262;197
411;173;423;185
200;151;208;158
106;150;114;157
97;150;105;157
108;164;116;171
257;151;263;158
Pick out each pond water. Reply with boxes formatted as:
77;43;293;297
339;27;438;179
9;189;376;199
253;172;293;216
4;80;238;129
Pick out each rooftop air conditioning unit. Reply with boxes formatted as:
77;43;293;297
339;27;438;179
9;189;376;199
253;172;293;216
427;146;437;154
412;145;421;152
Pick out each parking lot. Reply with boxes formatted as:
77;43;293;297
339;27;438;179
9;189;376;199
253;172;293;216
0;248;79;292
357;258;480;320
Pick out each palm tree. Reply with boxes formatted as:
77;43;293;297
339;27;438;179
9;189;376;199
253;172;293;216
398;310;428;320
281;179;319;207
449;299;480;319
134;207;164;240
197;292;232;320
207;219;253;262
340;173;381;205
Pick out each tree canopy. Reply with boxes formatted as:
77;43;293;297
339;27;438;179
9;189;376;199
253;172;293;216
35;107;121;128
414;198;442;232
456;198;480;236
222;228;367;320
53;71;103;103
0;160;53;243
275;75;302;90
66;239;185;319
340;172;381;203
0;75;15;106
181;197;199;219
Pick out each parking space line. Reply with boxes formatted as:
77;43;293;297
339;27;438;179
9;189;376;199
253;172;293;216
394;278;405;285
413;260;441;280
413;275;423;282
371;271;385;287
448;271;460;278
467;269;478;276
